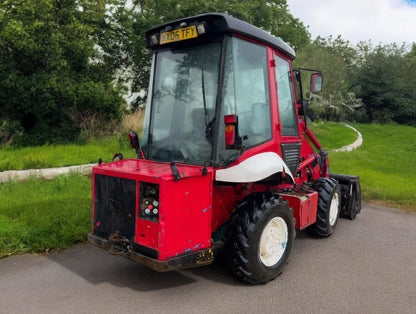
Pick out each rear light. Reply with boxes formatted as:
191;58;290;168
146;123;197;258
139;182;160;222
225;124;236;147
224;114;242;149
224;114;238;124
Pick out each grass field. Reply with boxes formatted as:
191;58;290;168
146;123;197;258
310;122;416;209
0;122;415;257
328;123;416;210
0;175;91;257
310;121;358;150
0;135;136;171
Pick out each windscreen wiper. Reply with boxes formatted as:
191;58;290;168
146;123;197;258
201;65;209;128
201;65;215;142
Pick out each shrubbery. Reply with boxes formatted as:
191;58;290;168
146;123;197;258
0;0;125;146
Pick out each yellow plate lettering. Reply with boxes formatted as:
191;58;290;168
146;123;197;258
160;26;198;44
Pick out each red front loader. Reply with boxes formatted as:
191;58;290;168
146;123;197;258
88;13;361;284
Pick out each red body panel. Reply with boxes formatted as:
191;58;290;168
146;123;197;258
93;159;213;261
211;185;242;231
281;192;318;229
157;173;212;260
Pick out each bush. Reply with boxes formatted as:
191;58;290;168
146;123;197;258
0;0;125;146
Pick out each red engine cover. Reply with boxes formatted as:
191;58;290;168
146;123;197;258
93;159;213;261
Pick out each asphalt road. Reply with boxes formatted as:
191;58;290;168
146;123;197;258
1;203;415;314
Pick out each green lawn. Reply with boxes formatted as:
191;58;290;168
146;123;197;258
328;123;416;210
0;136;136;171
0;175;91;257
310;121;358;150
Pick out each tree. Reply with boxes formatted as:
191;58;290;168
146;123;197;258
0;0;124;145
353;43;416;125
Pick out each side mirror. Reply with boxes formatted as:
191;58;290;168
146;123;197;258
224;115;243;149
128;130;139;149
128;130;145;159
310;72;323;93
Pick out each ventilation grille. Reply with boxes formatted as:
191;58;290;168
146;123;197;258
281;143;301;174
93;175;136;240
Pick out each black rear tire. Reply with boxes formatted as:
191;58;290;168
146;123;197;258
225;193;295;284
308;177;341;237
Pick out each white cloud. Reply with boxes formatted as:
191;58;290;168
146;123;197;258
287;0;416;44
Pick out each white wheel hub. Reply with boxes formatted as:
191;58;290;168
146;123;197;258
259;217;288;267
329;191;340;226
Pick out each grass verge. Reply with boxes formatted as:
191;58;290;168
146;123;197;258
328;123;416;210
0;174;91;257
309;121;358;150
0;136;136;171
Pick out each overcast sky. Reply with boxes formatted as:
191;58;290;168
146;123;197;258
286;0;416;45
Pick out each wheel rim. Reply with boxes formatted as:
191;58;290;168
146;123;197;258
259;217;288;267
329;191;340;226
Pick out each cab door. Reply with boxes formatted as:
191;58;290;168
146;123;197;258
273;53;302;175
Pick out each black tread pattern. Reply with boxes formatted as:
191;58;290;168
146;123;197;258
225;193;295;284
308;177;340;237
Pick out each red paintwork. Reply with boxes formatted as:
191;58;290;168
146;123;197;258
224;114;237;124
93;159;213;261
211;185;242;231
306;127;322;151
281;192;318;229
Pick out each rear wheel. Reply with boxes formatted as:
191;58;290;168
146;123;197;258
308;178;341;237
225;193;295;284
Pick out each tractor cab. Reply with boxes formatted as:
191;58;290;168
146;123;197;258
143;13;308;171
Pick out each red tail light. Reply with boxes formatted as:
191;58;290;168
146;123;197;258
224;115;242;149
225;124;236;147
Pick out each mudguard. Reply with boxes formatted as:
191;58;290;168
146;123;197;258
215;152;294;183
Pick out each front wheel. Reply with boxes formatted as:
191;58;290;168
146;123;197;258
225;193;295;284
308;177;341;237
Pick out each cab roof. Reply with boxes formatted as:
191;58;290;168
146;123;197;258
145;12;296;59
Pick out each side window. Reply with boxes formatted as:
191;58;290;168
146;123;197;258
275;55;298;136
217;37;271;161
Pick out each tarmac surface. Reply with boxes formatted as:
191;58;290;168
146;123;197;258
1;203;415;314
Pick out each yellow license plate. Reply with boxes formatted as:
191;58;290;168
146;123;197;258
160;26;198;44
